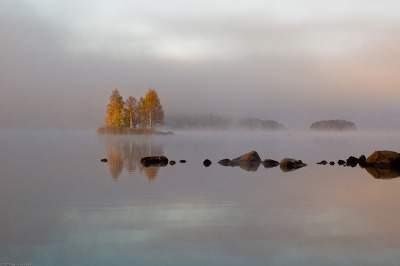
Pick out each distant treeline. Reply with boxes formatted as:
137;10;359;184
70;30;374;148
165;115;286;130
102;88;164;129
165;115;357;131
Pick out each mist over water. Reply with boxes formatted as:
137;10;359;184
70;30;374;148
2;0;400;265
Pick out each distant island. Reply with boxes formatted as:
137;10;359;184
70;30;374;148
165;114;286;130
97;88;170;135
310;120;357;131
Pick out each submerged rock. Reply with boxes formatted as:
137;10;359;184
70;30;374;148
263;159;280;168
317;160;328;165
141;156;169;167
203;159;212;167
100;158;108;163
366;151;400;169
346;156;359;167
280;158;307;172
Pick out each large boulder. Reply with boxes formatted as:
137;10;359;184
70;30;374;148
280;158;307;172
366;151;400;169
218;151;262;171
231;151;261;164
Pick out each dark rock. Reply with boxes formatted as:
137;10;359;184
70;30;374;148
203;159;212;167
346;156;359;167
329;161;335;165
338;160;346;165
280;158;307;172
169;160;176;165
179;160;187;163
141;156;169;167
263;159;280;168
358;155;367;167
100;158;108;163
366;151;400;169
218;159;232;166
317;160;328;165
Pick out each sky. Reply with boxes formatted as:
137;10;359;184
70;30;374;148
1;0;400;129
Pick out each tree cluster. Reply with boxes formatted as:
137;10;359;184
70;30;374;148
104;88;164;128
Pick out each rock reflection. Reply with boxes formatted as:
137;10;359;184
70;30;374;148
365;167;400;179
104;137;164;181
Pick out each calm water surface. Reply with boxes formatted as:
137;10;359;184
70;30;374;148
2;130;400;266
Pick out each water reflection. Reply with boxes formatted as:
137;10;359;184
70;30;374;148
104;137;164;181
365;167;400;179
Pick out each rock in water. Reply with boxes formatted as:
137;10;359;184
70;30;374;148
100;158;108;163
346;156;359;167
179;160;187;163
280;158;307;172
317;160;328;165
329;161;335;166
366;151;400;169
231;151;261;164
338;160;346;165
359;155;367;167
169;160;176;165
263;159;280;168
141;156;169;167
218;159;232;166
203;159;212;167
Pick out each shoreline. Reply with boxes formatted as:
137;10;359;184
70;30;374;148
97;127;173;135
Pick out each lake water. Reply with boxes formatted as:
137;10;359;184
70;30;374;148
2;130;400;266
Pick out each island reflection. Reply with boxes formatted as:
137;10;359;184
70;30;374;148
104;137;164;181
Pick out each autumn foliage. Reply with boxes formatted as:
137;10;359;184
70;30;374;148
104;88;164;129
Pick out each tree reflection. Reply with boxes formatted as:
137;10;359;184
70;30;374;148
104;137;164;181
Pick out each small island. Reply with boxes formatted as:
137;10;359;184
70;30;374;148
97;88;171;135
310;120;357;131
